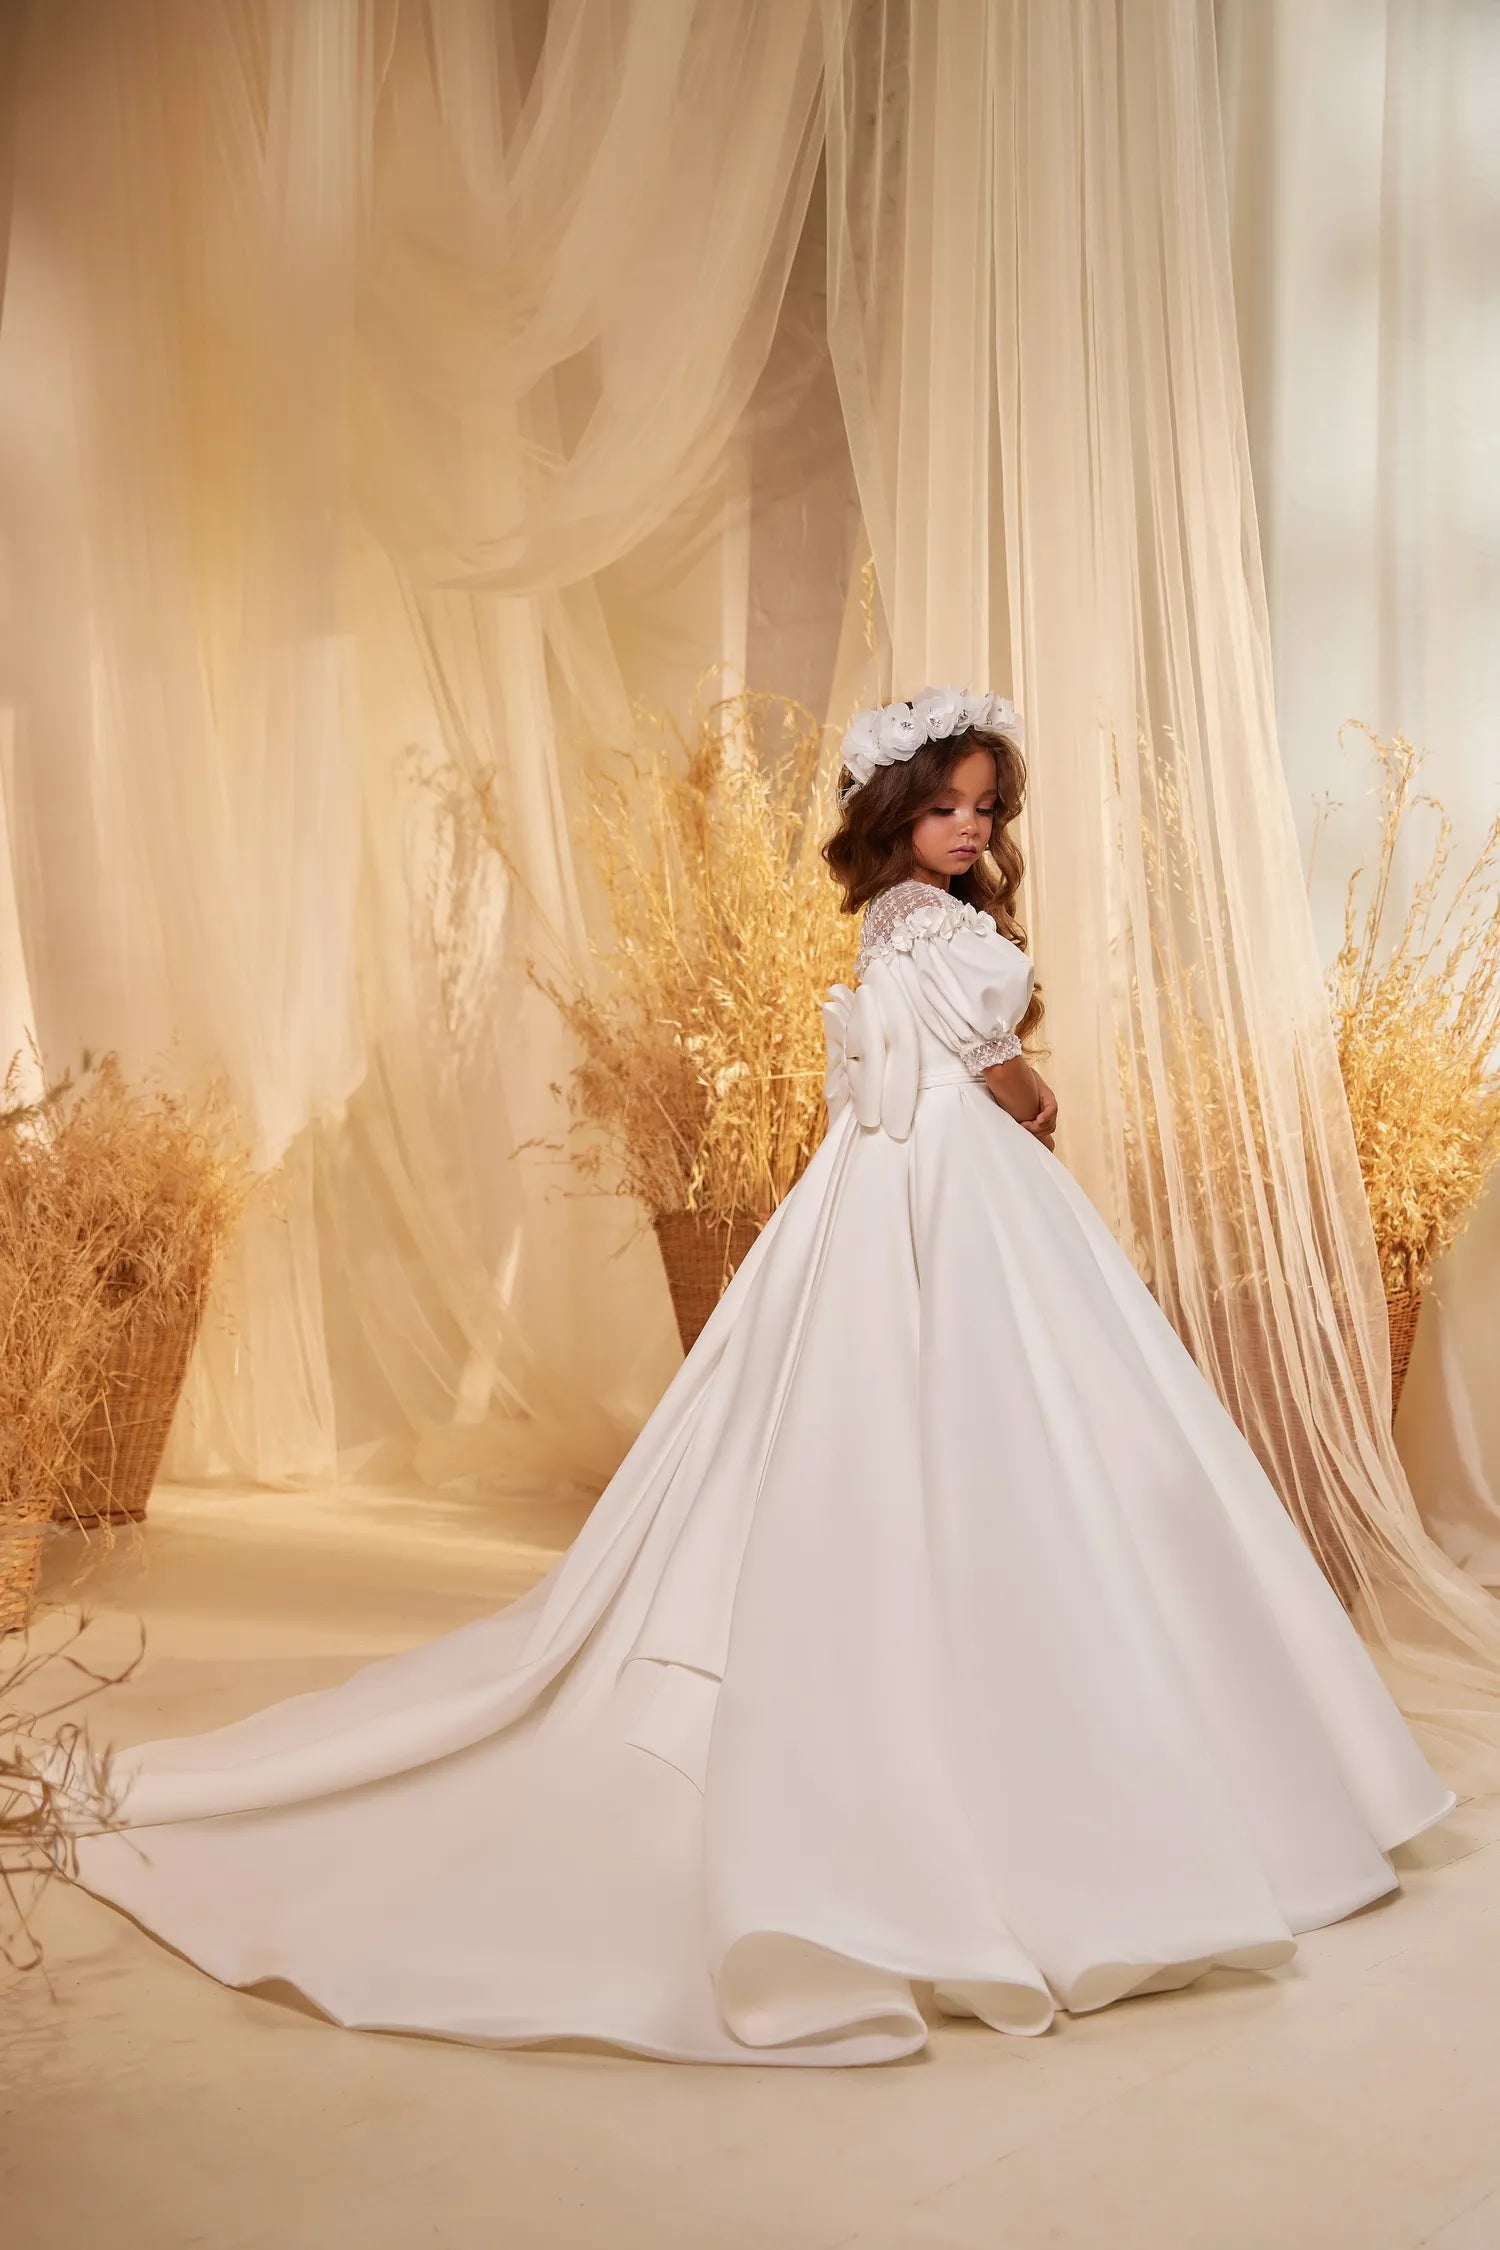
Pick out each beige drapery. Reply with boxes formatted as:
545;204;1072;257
0;0;1495;1774
822;0;1500;1781
0;0;823;1491
1217;0;1500;1589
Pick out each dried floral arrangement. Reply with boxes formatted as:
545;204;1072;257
0;1056;248;1629
541;693;856;1233
1323;724;1500;1298
0;1614;137;1978
32;1057;248;1325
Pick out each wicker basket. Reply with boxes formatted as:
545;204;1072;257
1384;1283;1425;1425
652;1211;763;1355
57;1284;207;1526
0;1494;51;1636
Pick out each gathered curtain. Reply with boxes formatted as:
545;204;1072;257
1217;0;1500;1588
0;0;823;1492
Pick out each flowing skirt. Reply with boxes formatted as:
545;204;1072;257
69;1084;1454;2064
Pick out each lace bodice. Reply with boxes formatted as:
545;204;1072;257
855;880;999;978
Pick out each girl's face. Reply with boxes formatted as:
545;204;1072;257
909;747;998;885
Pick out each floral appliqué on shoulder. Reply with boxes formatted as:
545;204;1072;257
855;880;998;979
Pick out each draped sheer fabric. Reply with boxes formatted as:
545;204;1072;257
821;0;1500;1782
0;0;823;1490
0;0;1495;1777
1217;0;1500;1587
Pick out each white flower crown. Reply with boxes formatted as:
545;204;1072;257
838;686;1023;804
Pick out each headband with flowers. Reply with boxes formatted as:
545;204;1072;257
837;686;1023;804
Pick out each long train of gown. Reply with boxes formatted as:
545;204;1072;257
64;882;1454;2065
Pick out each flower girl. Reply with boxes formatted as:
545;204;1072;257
63;689;1453;2066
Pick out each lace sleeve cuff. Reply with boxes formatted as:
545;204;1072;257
960;1029;1023;1074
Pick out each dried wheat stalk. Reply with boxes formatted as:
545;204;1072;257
538;694;857;1229
1326;725;1500;1293
1;1613;139;1978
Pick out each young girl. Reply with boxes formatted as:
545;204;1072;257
63;688;1453;2067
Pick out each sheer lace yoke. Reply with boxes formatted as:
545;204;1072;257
856;880;998;979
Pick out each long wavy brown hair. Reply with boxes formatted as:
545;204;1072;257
822;724;1042;1036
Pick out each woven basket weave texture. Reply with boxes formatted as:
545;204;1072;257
0;1497;50;1637
1385;1283;1425;1424
60;1287;207;1527
652;1212;762;1355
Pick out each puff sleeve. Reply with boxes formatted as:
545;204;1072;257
907;924;1035;1074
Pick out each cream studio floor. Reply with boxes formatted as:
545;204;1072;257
4;1487;1500;2250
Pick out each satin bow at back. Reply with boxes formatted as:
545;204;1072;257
821;978;921;1142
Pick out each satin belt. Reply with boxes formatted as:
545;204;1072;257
918;1062;983;1091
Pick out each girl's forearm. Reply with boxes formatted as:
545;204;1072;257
982;1056;1042;1123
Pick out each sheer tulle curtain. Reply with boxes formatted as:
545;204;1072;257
1217;0;1500;1588
823;0;1500;1780
0;0;822;1491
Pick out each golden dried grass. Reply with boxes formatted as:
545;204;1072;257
1115;723;1500;1309
0;1056;249;1544
1;1065;133;1543
540;694;856;1229
1326;724;1500;1292
36;1058;249;1316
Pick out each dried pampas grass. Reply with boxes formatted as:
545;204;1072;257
542;694;855;1230
1326;725;1500;1294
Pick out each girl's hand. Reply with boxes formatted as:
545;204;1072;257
1021;1073;1058;1150
981;1056;1054;1145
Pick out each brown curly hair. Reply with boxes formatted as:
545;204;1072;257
822;724;1042;1035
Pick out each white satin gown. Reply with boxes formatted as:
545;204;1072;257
67;878;1454;2065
